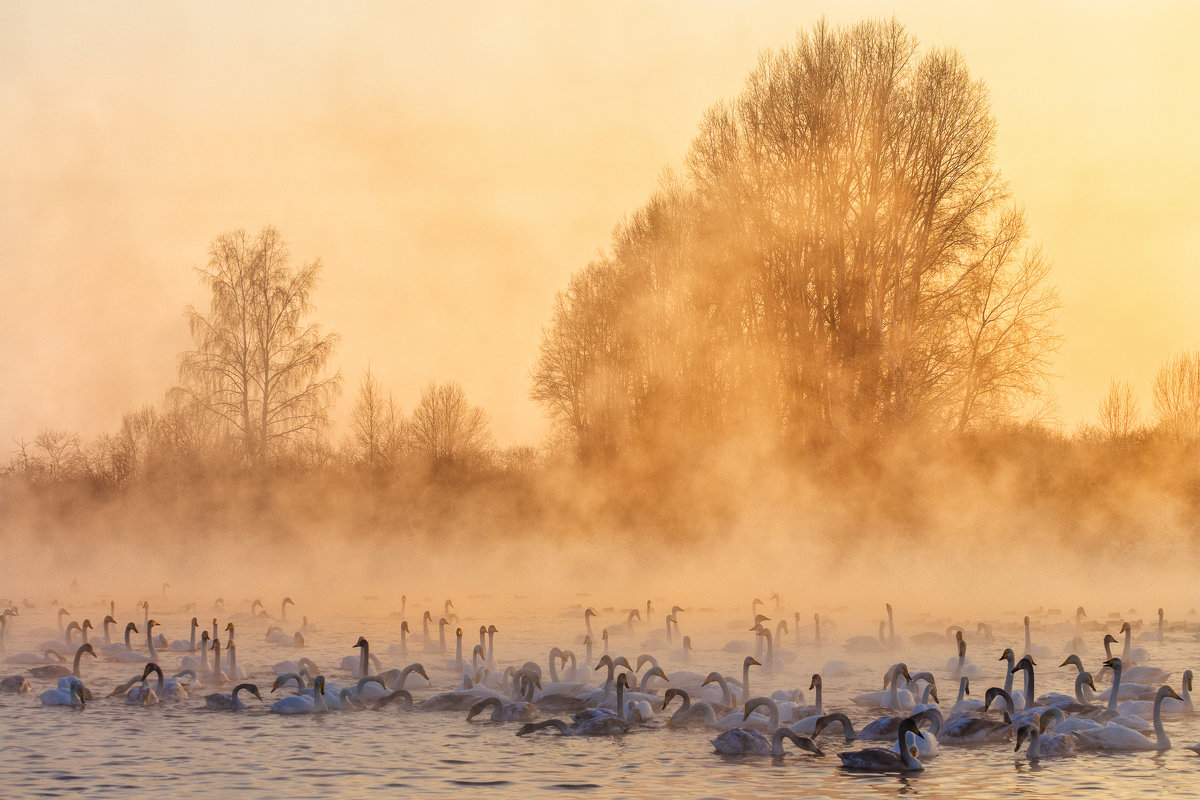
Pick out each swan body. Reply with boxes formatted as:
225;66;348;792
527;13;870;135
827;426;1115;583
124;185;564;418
711;727;822;756
1075;685;1181;751
205;683;262;710
39;678;85;707
1015;724;1076;759
837;718;924;772
517;716;631;736
272;675;328;714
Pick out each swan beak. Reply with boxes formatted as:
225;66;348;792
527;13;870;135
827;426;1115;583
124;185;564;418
1170;689;1183;700
1059;658;1071;667
1103;658;1116;668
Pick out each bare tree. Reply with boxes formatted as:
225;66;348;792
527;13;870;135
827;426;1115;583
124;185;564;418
533;19;1060;457
409;382;493;468
347;366;404;472
178;227;341;467
1153;350;1200;441
1098;378;1140;440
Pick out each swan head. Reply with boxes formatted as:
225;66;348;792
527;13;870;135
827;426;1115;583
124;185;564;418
488;624;499;634
752;597;764;609
78;643;96;660
1077;606;1086;618
283;597;295;607
313;675;326;694
753;614;771;625
898;717;925;741
683;636;692;651
146;619;158;631
1185;671;1194;691
439;618;449;629
701;671;722;687
354;636;369;650
616;673;630;690
1001;648;1016;662
200;631;210;644
457;628;464;638
1014;724;1033;752
225;622;234;632
82;619;93;631
104;615;116;625
744;656;760;669
1102;657;1122;672
1012;655;1035;673
244;684;263;701
960;676;970;694
585;608;596;619
1120;621;1131;633
809;674;821;690
400;621;409;633
71;681;86;706
662;688;686;710
423;611;432;622
672;605;685;615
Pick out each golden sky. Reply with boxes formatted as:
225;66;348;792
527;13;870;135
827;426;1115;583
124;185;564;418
1;1;1197;447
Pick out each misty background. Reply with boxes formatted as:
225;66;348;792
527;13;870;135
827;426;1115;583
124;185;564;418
1;4;1199;614
2;1;1197;447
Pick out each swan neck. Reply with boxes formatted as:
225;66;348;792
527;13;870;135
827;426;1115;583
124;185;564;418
1154;691;1169;747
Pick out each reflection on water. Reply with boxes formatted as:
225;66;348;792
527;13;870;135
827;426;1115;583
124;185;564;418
3;603;1199;799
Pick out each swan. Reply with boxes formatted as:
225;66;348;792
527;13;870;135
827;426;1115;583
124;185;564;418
859;701;941;742
273;656;319;676
271;675;329;714
386;621;410;657
224;641;247;681
517;716;631;736
662;688;720;728
1118;622;1150;665
39;677;85;707
1137;608;1165;643
843;621;886;653
101;622;141;657
168;618;199;652
851;663;912;710
947;677;982;718
1022;616;1052;659
996;648;1027;709
373;689;414;710
467;695;537;723
29;643;95;681
727;697;780;733
375;662;429;692
939;693;1013;744
182;631;211;673
711;727;822;756
885;603;902;648
135;662;191;702
1015;723;1076;760
280;597;295;623
205;683;262;710
889;709;941;758
423;618;450;654
837;717;924;772
1118;671;1192;718
1075;686;1182;751
0;675;31;693
789;675;826;735
947;632;982;680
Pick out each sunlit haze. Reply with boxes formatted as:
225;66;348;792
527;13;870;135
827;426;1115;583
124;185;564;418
2;1;1197;446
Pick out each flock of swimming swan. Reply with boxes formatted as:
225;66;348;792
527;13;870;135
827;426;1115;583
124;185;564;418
2;594;1198;776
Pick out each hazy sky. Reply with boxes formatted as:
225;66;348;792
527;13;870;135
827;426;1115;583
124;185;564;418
1;1;1197;448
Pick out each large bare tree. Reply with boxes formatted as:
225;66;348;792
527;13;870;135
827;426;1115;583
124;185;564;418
1153;350;1200;441
533;18;1060;457
347;366;404;472
178;227;340;466
409;381;493;468
1098;378;1141;441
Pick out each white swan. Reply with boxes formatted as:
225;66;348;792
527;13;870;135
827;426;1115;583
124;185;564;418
168;618;199;652
39;677;85;707
1075;685;1182;751
271;675;328;714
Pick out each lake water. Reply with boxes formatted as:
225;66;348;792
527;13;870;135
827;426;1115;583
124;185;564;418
3;601;1198;799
